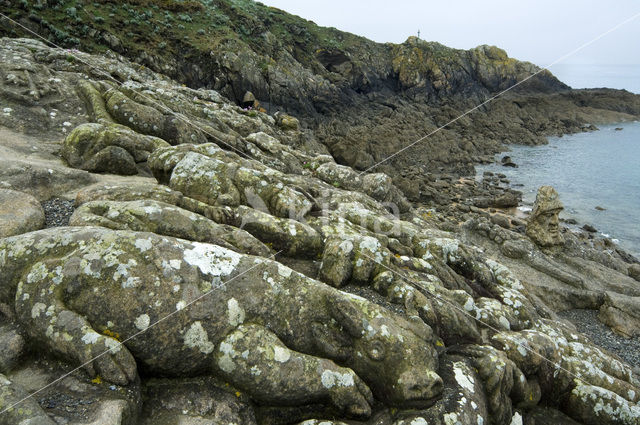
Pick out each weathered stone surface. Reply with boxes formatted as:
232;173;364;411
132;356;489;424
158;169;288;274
0;144;96;202
149;145;314;219
235;206;323;257
0;227;442;418
0;189;45;237
318;237;355;287
3;357;140;425
75;182;184;207
62;122;170;175
105;88;207;146
84;145;138;175
0;373;56;425
526;186;564;247
392;356;488;425
140;377;257;425
455;344;519;423
70;200;271;256
598;292;640;338
275;113;300;131
0;324;25;374
566;382;640;425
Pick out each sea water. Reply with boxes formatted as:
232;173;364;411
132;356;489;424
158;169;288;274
549;64;640;94
477;121;640;257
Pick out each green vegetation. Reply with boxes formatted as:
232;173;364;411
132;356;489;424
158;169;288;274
0;0;374;69
0;0;512;96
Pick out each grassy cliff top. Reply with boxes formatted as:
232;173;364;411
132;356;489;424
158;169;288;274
2;0;381;66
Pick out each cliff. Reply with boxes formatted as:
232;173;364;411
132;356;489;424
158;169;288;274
3;0;640;188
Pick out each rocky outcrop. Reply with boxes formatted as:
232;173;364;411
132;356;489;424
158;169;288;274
62;122;170;175
0;36;639;425
1;227;442;419
0;189;44;237
3;1;640;193
526;186;565;247
599;293;640;338
70;199;272;256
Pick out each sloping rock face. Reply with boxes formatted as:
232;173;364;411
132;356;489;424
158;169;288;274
3;0;640;191
0;38;639;425
0;189;44;238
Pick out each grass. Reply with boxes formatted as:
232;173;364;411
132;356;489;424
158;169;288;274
0;0;377;66
0;0;511;93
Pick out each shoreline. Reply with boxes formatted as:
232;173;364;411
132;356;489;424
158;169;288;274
475;121;640;260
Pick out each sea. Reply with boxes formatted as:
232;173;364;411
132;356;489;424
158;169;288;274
549;63;640;94
476;121;640;258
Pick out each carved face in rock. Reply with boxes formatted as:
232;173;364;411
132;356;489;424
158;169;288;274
526;186;565;247
316;294;444;406
538;209;561;237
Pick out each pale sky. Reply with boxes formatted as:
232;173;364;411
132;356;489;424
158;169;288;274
258;0;640;91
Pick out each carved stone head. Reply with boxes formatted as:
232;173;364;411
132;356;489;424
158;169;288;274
526;186;564;247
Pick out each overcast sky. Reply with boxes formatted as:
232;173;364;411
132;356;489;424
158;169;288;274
259;0;640;91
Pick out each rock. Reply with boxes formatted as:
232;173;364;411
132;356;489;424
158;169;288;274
526;186;565;247
0;189;45;237
105;88;207;145
473;197;490;208
235;206;323;257
319;237;355;287
490;213;512;229
314;161;362;191
615;127;623;131
275;112;300;131
242;91;259;109
318;235;391;287
75;182;184;207
501;156;518;168
4;356;140;425
149;146;313;219
77;80;115;124
1;35;640;425
392;356;487;425
456;344;521;423
566;382;640;425
140;377;257;425
0;324;26;374
491;192;520;208
70;200;271;256
0;157;96;202
0;227;443;417
0;373;57;425
62;123;170;175
582;224;597;233
85;145;139;175
598;292;640;337
629;264;640;282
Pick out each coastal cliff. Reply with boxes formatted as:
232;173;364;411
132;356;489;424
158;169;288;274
0;1;640;424
2;0;640;185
